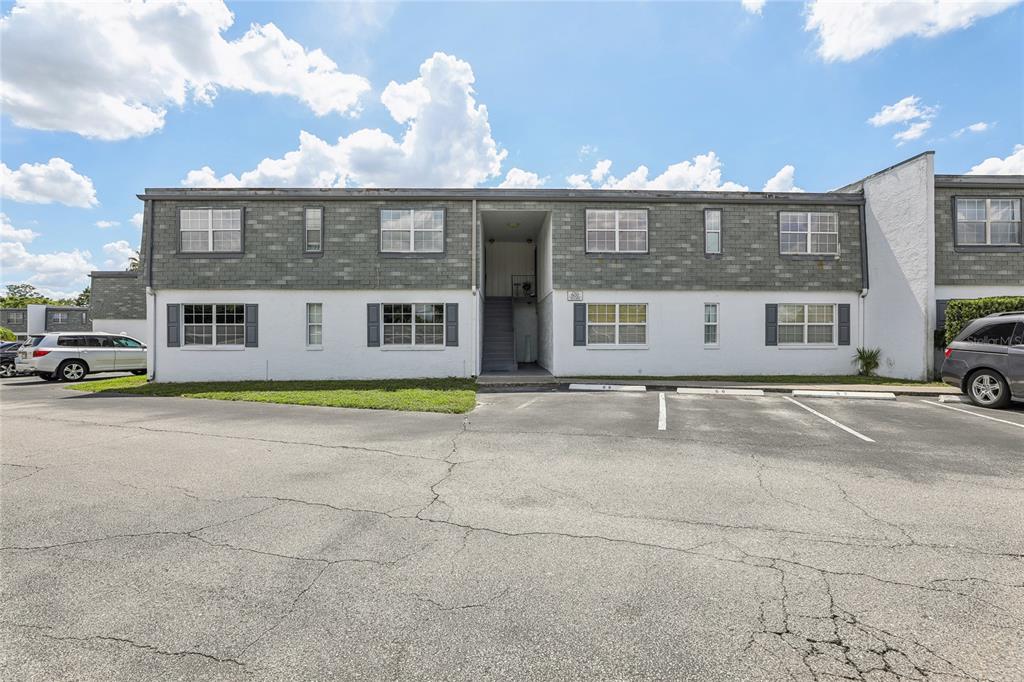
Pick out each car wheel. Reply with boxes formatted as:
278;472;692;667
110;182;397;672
0;363;14;378
131;369;147;376
966;370;1011;409
58;360;88;383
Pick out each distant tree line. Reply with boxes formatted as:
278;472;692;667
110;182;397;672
0;283;90;308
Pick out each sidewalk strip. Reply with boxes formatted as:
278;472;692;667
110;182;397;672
676;387;765;397
784;396;876;443
568;384;646;392
791;390;896;400
922;400;1024;430
658;392;667;431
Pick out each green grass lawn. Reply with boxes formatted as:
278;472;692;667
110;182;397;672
67;376;478;414
566;374;946;386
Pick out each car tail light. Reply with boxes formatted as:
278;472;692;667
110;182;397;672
944;347;953;359
32;349;51;358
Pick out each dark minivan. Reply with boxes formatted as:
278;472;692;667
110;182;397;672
941;311;1024;408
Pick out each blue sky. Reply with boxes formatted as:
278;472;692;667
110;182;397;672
1;0;1022;297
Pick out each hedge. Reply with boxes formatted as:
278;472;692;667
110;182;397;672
944;296;1024;345
0;326;15;341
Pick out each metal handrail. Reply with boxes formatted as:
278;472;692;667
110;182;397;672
511;274;536;298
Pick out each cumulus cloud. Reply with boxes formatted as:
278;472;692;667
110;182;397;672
762;165;804;192
498;168;548;189
95;220;120;229
805;0;1022;62
1;158;98;207
565;153;749;191
742;0;767;15
952;121;992;138
0;213;40;243
0;240;96;296
868;96;937;145
967;144;1024;175
131;212;144;229
0;0;371;140
182;53;506;188
102;240;136;270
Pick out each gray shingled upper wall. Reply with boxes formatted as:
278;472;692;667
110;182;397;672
44;307;90;332
0;308;27;333
90;272;146;319
935;186;1024;286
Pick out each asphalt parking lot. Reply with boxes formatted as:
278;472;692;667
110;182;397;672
2;376;1022;681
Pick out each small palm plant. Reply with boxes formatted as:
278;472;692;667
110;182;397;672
853;347;881;377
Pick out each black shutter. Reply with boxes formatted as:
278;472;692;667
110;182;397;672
167;304;180;347
445;303;458;346
573;303;587;346
765;304;778;346
837;304;851;346
244;305;258;347
367;303;380;347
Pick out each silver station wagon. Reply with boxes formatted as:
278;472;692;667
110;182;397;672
15;332;147;382
941;312;1024;408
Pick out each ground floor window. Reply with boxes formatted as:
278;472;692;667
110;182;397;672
704;303;719;346
587;303;647;345
306;303;322;346
778;304;835;345
183;304;245;346
382;303;444;346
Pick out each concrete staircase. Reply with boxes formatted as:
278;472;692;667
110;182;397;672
482;297;516;372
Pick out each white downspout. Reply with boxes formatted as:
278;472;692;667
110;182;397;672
471;199;478;377
859;288;868;348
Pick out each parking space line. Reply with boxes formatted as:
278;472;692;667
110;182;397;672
516;396;541;410
922;400;1024;430
783;396;876;443
658;392;667;431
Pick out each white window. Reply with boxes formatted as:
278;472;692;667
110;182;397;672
586;209;648;253
587;303;647;345
52;312;67;323
704;210;722;255
382;304;444;346
704;303;719;346
780;212;839;255
778;304;835;345
180;209;242;253
380;209;444;253
183;304;245;346
306;303;322;346
956;198;1021;245
7;311;24;323
305;208;323;252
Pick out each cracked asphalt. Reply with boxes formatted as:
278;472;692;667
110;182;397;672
1;377;1022;681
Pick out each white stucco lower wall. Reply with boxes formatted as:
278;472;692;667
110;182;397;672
92;318;149;344
935;285;1024;300
548;289;863;377
153;289;476;382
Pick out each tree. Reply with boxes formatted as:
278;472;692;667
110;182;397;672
0;283;52;308
0;327;15;341
128;250;141;272
74;286;91;307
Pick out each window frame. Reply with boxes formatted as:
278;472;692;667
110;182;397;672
952;196;1022;248
777;303;837;347
778;211;840;256
306;302;323;348
380;303;446;348
704;209;722;256
703;303;720;348
585;303;649;347
51;312;68;324
178;207;244;255
379;208;446;255
304;207;324;254
585;208;650;254
181;303;246;348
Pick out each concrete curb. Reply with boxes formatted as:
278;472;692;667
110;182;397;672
568;383;646;393
676;387;765;397
791;390;897;401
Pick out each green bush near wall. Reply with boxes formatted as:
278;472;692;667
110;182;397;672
0;326;15;341
944;296;1024;345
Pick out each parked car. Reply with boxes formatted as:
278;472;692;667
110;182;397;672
941;311;1024;408
1;340;24;378
15;332;148;382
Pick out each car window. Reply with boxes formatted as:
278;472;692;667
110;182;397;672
83;336;114;347
112;337;143;348
963;322;1017;346
1013;323;1024;346
25;336;45;347
57;336;83;347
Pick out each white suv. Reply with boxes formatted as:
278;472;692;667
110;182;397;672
15;332;147;382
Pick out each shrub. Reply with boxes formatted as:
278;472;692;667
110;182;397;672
853;347;881;376
944;296;1024;345
0;326;15;341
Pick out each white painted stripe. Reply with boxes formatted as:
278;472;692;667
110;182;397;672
792;390;896;401
676;387;765;397
784;396;876;443
516;396;541;410
658;392;667;431
922;400;1024;430
938;394;969;404
568;383;647;392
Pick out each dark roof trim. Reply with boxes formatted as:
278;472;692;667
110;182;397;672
90;270;140;278
137;187;864;205
935;174;1024;189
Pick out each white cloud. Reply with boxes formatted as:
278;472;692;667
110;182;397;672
762;165;804;192
182;53;506;188
130;212;144;230
498;168;548;189
868;96;937;145
952;121;992;137
967;144;1024;174
0;213;40;243
0;0;371;140
1;158;98;207
565;153;749;191
101;240;136;270
805;0;1022;62
0;240;96;296
892;120;933;144
578;144;598;160
95;220;120;229
742;0;767;15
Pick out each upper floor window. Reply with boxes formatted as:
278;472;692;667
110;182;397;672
304;208;323;253
180;209;242;253
780;212;839;255
955;198;1021;246
587;303;647;345
6;311;24;323
778;304;835;345
382;303;444;345
586;209;648;253
182;304;244;346
704;209;722;255
52;312;67;323
380;209;444;253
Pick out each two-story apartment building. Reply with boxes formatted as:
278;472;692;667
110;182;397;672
137;152;1021;383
